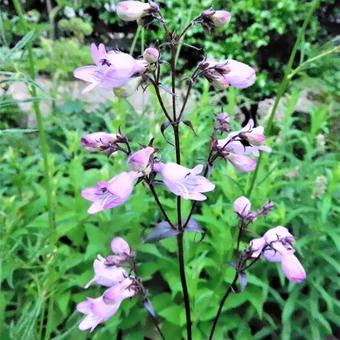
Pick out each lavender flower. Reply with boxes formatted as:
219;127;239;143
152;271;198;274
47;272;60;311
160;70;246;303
281;253;307;283
154;162;215;201
84;255;128;289
80;132;123;154
81;172;139;214
202;58;256;89
116;1;152;21
74;43;146;94
128;146;155;173
216;121;271;172
77;278;137;332
202;10;231;28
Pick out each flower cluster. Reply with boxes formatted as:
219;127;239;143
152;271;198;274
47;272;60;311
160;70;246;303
233;196;306;284
77;238;139;331
214;119;271;172
249;226;306;283
234;196;274;222
73;1;308;336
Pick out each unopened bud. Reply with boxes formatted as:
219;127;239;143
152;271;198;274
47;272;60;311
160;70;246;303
143;47;160;63
201;9;231;30
233;196;251;218
210;10;231;27
116;1;152;22
80;132;120;154
214;112;230;132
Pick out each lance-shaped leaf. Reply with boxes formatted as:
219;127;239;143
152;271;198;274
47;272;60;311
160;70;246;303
144;221;179;243
185;218;204;233
159;83;176;96
143;298;157;318
238;272;247;292
160;120;174;146
182;120;197;135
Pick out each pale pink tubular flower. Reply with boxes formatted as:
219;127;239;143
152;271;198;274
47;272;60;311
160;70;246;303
233;196;251;217
81;171;139;214
103;277;137;304
154;162;215;201
77;296;120;332
204;58;256;90
239;119;266;146
143;47;160;63
80;132;121;154
249;226;306;283
116;1;152;21
222;59;256;89
281;253;307;283
84;255;128;288
217;138;257;172
77;278;136;332
74;43;145;94
128;146;155;172
226;152;257;172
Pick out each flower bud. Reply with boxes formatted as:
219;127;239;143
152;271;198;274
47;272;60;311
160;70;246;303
80;132;120;154
210;10;231;27
233;196;251;217
281;254;306;283
128;146;155;172
111;237;131;256
116;1;151;22
143;47;160;63
214;112;230;132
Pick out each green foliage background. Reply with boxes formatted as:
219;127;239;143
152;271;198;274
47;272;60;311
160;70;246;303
0;0;339;339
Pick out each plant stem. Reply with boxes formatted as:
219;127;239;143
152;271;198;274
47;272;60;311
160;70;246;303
148;181;175;229
130;25;141;55
208;273;238;340
170;31;192;338
247;0;320;197
149;76;173;122
288;45;340;80
177;233;192;340
12;0;55;237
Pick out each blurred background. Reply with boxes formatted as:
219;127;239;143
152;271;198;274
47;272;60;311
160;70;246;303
0;0;339;339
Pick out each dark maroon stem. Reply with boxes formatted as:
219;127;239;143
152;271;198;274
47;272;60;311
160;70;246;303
208;273;238;340
148;180;176;229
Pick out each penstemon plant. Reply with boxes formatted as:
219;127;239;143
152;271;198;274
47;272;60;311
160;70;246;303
74;1;306;339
